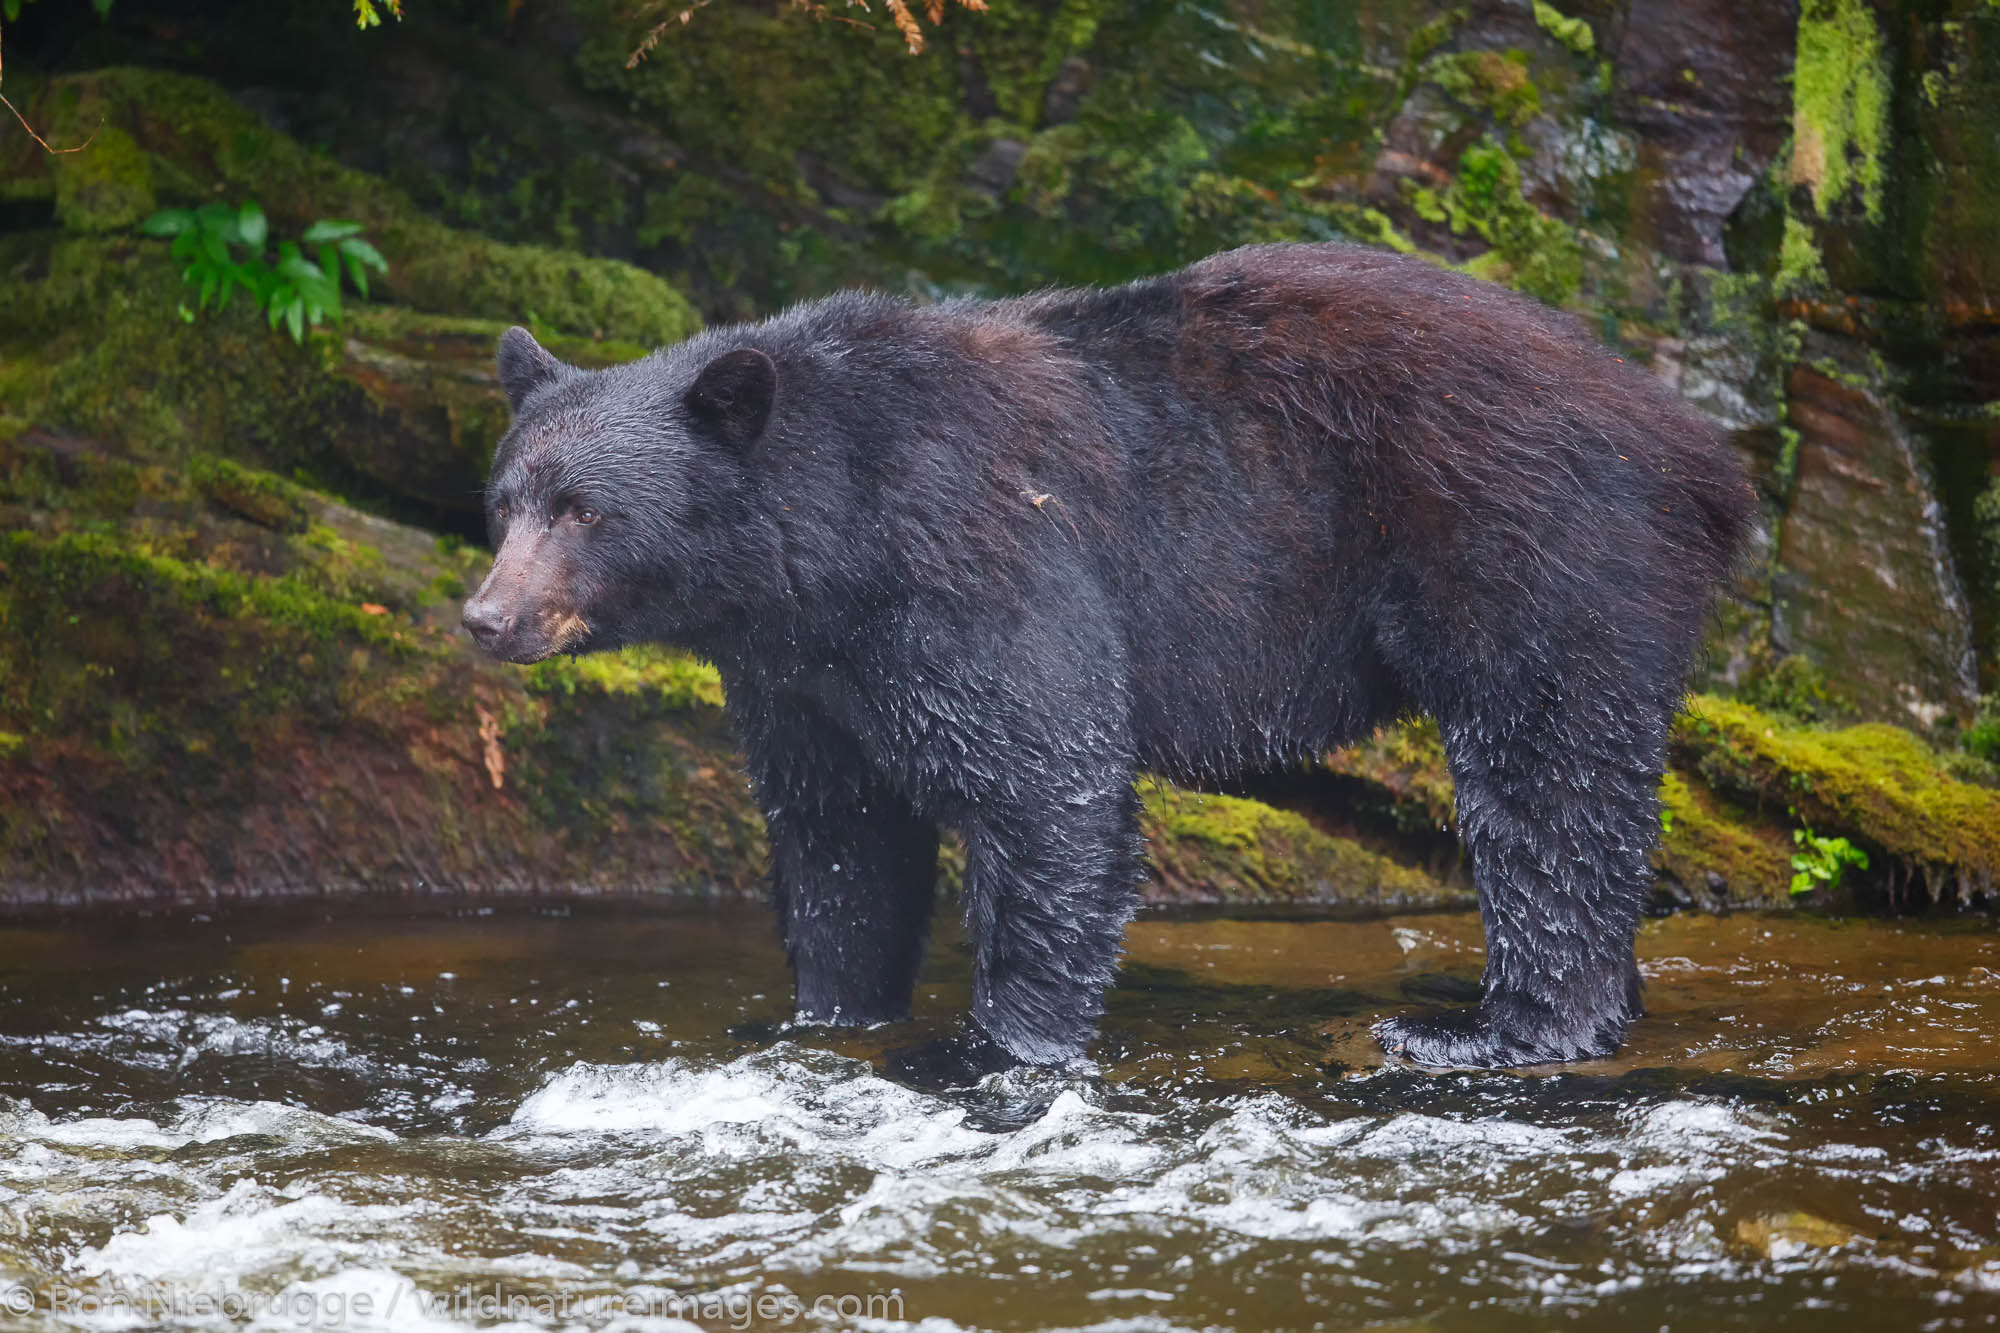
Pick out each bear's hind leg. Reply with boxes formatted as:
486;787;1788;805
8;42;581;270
1373;682;1668;1068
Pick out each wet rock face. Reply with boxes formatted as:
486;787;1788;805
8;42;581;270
1773;338;1980;731
1610;0;1799;266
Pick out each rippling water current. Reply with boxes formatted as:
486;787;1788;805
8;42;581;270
0;904;1996;1331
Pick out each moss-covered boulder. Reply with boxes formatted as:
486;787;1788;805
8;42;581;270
0;431;765;911
6;68;701;346
1142;787;1465;911
1674;696;2000;906
1277;698;2000;912
0;231;651;530
0;68;685;530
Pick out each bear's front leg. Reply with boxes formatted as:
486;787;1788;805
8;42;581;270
745;699;940;1028
888;783;1143;1089
772;788;939;1028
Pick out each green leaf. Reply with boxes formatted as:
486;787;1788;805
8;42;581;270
236;201;268;251
229;263;265;303
195;202;238;240
335;236;387;273
343;253;371;300
285;299;306;344
90;0;114;15
302;220;365;244
139;209;195;238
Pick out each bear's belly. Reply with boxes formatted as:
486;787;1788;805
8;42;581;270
1127;632;1394;782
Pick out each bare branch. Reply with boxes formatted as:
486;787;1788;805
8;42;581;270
0;20;98;155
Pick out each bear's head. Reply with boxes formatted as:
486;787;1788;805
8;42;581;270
461;326;778;663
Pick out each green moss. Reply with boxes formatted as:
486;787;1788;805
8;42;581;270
1326;717;1457;830
52;126;155;233
385;223;698;346
1965;694;2000;763
1426;49;1543;127
1413;136;1585;305
1342;205;1423;256
550;0;1427;299
0;526;424;791
1774;213;1830;296
185;454;314;533
0;230;657;529
585;2;965;200
1140;785;1461;908
506;650;753;856
0;449;767;906
1532;1;1595;58
1675;695;2000;900
1655;771;1792;895
1399;7;1472;99
524;645;726;713
1791;0;1890;222
1307;694;1999;906
1737;650;1854;724
1977;477;2000;670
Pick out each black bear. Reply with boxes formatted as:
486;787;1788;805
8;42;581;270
463;242;1751;1085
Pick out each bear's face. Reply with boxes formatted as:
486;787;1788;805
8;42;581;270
461;327;778;663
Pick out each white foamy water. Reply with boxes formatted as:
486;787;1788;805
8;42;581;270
6;1041;1990;1330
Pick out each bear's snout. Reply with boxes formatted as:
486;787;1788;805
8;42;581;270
461;597;514;649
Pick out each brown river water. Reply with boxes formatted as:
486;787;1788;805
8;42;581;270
0;902;1996;1331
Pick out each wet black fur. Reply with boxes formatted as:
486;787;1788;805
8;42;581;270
472;242;1753;1079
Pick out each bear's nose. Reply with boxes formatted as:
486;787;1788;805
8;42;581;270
462;599;513;646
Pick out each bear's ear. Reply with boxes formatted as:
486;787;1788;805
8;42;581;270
684;347;777;449
497;326;570;411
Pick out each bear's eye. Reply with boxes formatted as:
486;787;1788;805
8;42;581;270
575;508;600;526
493;503;509;522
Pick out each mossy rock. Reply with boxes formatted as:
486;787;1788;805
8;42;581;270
0;436;765;912
1;67;697;531
1278;692;1998;911
1674;696;2000;905
1142;786;1468;910
52;126;154;234
0;233;655;528
12;68;700;346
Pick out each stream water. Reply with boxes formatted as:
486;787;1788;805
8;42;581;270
0;902;1996;1331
